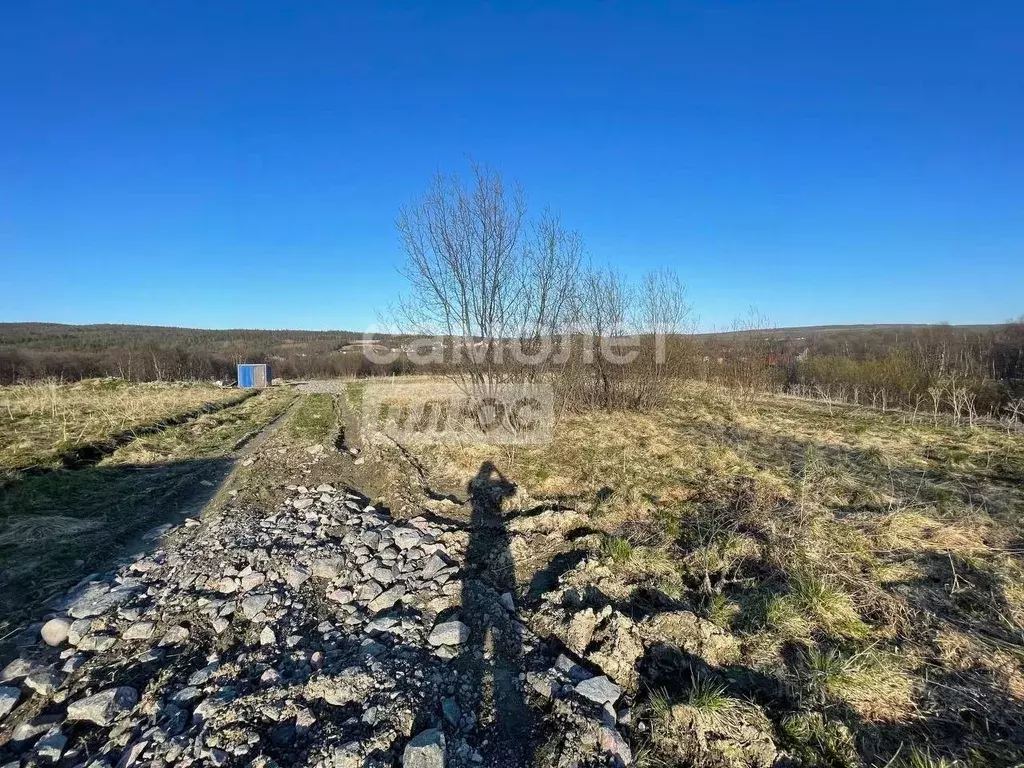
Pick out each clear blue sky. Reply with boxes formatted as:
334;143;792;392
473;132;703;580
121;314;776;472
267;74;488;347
2;1;1021;331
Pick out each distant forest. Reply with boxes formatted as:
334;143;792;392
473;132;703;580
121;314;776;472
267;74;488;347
2;321;1023;417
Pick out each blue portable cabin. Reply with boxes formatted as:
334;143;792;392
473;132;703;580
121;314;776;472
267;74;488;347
237;363;271;389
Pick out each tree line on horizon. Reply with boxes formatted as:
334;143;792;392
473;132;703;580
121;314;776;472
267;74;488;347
2;315;1022;422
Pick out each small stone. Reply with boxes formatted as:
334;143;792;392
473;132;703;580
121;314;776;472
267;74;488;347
12;717;53;747
25;669;63;696
598;726;633;765
402;728;445;768
312;558;343;580
327;589;354;604
421;553;449;580
368;584;406;613
159;625;190;646
555;654;592;682
188;662;220;686
427;621;470;647
329;742;362;768
293;498;315;511
35;729;67;762
442;697;460;726
66;687;138;726
77;632;117;652
0;686;21;719
215;577;239;594
40;619;70;647
171;686;203;705
61;655;85;674
393;529;422;550
67;619;92;646
212;617;230;634
285;567;311;589
357;581;383;602
260;627;277;646
240;572;266;591
122;621;156;640
575;675;622;705
120;739;150;765
526;672;557;699
296;707;316;734
241;594;273;619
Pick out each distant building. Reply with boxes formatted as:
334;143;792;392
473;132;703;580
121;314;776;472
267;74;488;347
237;363;271;388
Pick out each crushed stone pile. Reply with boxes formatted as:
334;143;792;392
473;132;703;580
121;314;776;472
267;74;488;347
0;483;634;768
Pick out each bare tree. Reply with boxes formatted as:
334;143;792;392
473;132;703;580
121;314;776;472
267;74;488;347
394;162;581;401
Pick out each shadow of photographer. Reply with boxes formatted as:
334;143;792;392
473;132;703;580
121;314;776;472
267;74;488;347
457;460;540;766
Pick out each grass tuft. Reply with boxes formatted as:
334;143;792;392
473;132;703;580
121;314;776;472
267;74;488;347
902;747;961;768
601;535;634;564
685;674;741;731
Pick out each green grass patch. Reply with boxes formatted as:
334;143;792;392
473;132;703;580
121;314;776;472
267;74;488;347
102;388;296;464
286;393;337;443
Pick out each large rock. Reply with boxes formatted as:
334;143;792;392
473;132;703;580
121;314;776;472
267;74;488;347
403;728;445;768
393;529;422;550
35;729;67;762
0;658;41;683
65;582;137;619
427;621;470;647
66;686;138;725
575;676;622;706
40;618;70;647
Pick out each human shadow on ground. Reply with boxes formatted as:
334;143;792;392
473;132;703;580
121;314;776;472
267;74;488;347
458;461;541;767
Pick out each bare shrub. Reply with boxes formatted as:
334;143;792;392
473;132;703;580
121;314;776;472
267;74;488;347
556;266;693;412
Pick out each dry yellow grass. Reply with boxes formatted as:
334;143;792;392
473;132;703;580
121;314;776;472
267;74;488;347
358;375;1024;765
0;378;247;470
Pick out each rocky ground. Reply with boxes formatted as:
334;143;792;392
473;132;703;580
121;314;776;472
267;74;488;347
0;420;634;767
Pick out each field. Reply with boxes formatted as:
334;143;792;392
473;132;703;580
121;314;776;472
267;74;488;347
2;373;1021;765
0;380;296;628
355;376;1024;767
0;378;251;471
